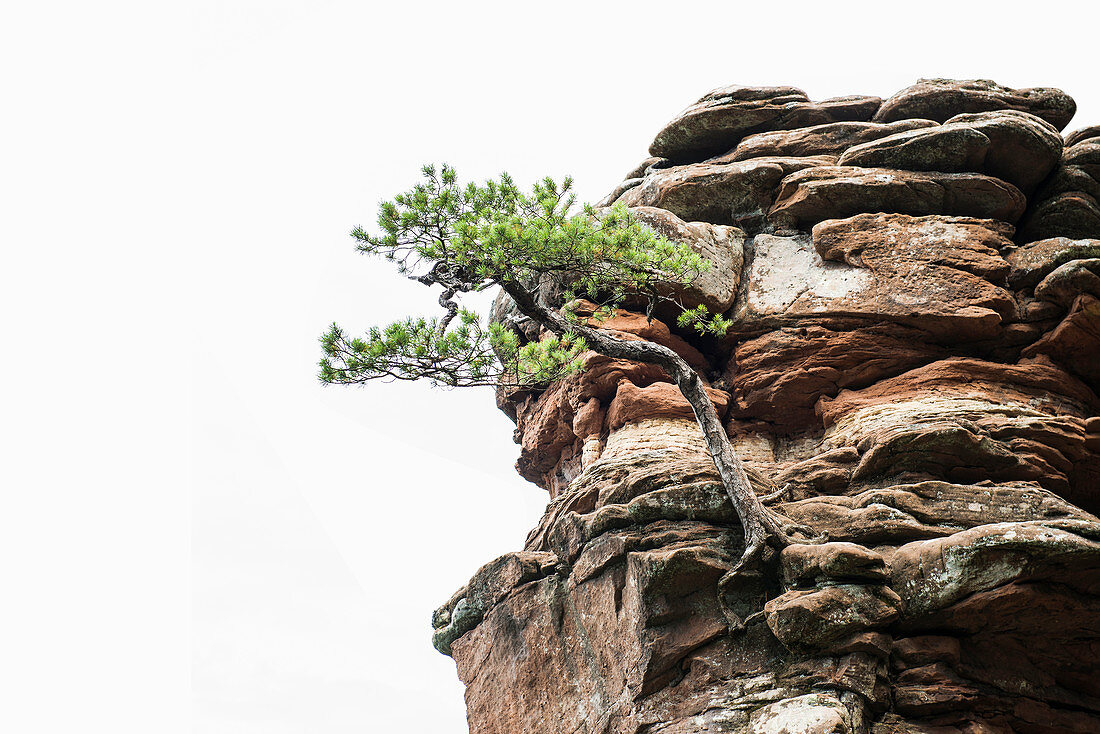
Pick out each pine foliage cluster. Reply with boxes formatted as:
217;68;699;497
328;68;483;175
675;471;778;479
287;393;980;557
320;164;724;389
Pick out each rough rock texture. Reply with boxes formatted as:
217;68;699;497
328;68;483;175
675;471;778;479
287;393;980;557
872;79;1076;131
616;156;836;230
768;167;1027;229
436;80;1100;734
1065;125;1100;147
837;111;1063;193
648;85;881;163
615;206;747;318
723;120;939;162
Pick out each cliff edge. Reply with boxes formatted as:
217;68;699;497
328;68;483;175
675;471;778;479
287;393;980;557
433;79;1100;734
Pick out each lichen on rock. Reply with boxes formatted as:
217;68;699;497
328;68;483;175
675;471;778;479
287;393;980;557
434;79;1100;734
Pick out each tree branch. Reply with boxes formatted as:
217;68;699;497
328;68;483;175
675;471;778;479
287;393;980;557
437;287;458;335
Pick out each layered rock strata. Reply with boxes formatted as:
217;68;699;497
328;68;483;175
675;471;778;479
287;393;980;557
434;79;1100;734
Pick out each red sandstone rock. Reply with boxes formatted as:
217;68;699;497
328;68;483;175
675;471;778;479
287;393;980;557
512;349;670;493
769;166;1027;229
1033;257;1100;306
723;119;938;162
944;110;1063;192
1065;138;1100;171
780;480;1095;543
815;357;1100;509
606;379;729;431
616;156;833;229
817;357;1099;424
622;206;744;315
728;324;947;430
1021;141;1100;243
649;85;880;162
1020;191;1100;242
872;78;1076;131
813;213;1012;280
731;215;1016;342
780;542;888;586
839;110;1063;193
888;520;1100;617
839;125;991;175
442;80;1100;734
649;85;810;161
623;156;668;180
1066;124;1100;147
1004;237;1100;289
765;583;901;651
1033;161;1100;203
1022;293;1100;387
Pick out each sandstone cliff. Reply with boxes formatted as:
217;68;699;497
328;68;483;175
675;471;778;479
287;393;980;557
432;79;1100;734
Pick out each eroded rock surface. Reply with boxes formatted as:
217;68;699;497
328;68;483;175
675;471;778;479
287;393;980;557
872;79;1076;131
648;85;881;163
435;79;1100;734
837;111;1062;193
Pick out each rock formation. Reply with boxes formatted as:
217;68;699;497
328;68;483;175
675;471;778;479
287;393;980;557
432;79;1100;734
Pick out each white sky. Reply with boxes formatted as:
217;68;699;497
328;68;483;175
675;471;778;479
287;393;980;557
2;1;1097;732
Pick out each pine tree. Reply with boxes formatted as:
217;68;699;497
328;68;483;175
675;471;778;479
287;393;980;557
320;164;817;627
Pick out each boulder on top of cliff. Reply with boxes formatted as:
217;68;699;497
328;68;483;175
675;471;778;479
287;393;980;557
768;166;1027;229
615;156;833;230
649;85;807;161
648;85;880;162
872;79;1076;131
954;111;1064;191
623;156;668;180
593;177;644;208
716;119;938;162
1066;124;1100;147
839;110;1063;193
778;94;881;126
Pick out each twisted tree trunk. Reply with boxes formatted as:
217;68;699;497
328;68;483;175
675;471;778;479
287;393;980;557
500;279;813;610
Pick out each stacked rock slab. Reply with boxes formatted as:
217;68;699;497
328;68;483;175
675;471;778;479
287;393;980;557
433;80;1100;734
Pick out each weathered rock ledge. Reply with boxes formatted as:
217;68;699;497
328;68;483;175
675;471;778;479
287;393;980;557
436;79;1100;734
